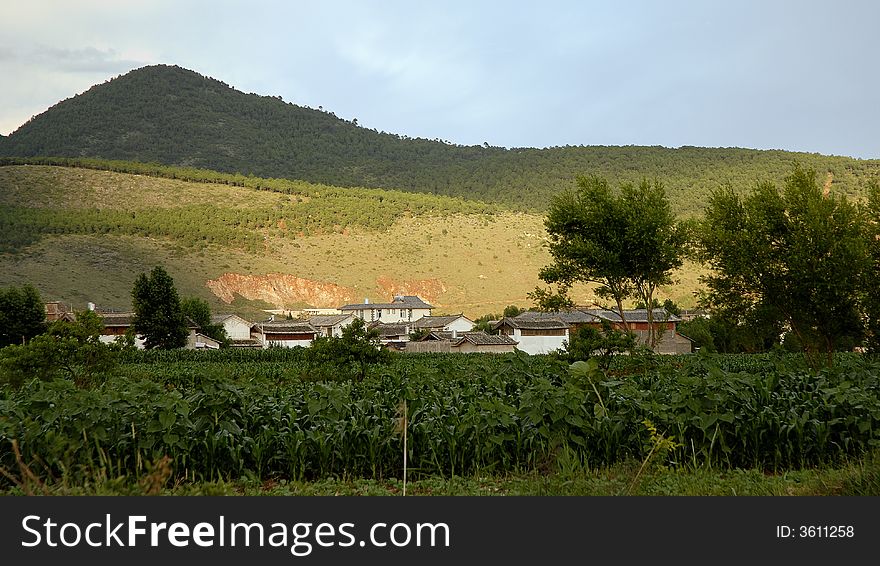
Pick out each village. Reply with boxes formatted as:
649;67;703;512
44;294;696;356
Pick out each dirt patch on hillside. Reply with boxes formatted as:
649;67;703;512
376;276;447;304
206;273;357;308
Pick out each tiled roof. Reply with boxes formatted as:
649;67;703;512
308;314;354;327
493;317;569;330
255;321;318;334
211;313;253;325
369;322;410;337
454;332;518;346
581;308;680;323
339;295;433;311
516;309;601;324
410;315;469;329
98;312;135;327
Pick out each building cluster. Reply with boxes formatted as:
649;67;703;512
45;294;694;355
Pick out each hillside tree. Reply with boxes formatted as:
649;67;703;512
132;266;189;349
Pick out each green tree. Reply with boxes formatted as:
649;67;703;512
0;284;46;347
862;180;880;352
131;266;189;349
539;175;685;346
0;309;116;387
181;297;229;347
560;319;637;369
698;165;869;366
309;318;389;381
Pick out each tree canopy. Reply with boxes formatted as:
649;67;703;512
132;266;189;349
181;297;229;347
0;284;46;347
698;165;871;365
539;175;686;345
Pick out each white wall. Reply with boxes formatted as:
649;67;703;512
99;334;146;349
446;317;475;333
222;317;253;340
512;329;568;355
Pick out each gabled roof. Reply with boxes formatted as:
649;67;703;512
339;295;433;311
255;321;318;334
410;314;472;329
211;313;253;325
493;317;569;330
516;309;601;324
308;314;355;327
453;332;518;346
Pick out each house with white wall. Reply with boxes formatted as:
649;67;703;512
211;314;253;341
308;313;356;338
252;320;318;348
410;314;474;334
492;317;569;355
339;295;433;323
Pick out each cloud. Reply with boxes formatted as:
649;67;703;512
1;45;147;74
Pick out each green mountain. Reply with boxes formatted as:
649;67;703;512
2;64;879;212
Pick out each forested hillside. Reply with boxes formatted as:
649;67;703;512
2;65;878;212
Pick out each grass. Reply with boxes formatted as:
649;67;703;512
0;166;707;318
4;454;877;496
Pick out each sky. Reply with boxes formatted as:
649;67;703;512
2;0;879;159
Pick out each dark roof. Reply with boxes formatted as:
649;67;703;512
231;339;262;348
410;315;470;329
493;317;569;330
368;322;410;337
417;331;455;341
97;312;135;327
580;308;680;323
308;314;354;327
255;321;317;334
339;295;433;311
454;332;518;346
516;309;601;324
211;313;252;325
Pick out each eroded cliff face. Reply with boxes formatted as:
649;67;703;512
205;273;447;308
206;273;357;307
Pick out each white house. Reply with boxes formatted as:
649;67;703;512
339;295;433;323
211;314;253;341
368;321;411;349
308;313;356;338
96;312;147;349
492;317;569;355
187;332;221;350
410;314;475;334
252;320;318;348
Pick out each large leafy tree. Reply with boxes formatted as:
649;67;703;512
698;166;869;366
181;297;229;346
860;180;880;352
131;266;189;349
309;318;389;381
539;175;686;346
0;284;46;347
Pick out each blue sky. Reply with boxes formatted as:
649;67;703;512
3;0;879;159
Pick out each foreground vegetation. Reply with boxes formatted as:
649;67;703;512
2;350;878;495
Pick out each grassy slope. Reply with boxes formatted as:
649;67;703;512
0;166;710;318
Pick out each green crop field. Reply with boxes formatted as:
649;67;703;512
2;350;878;495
